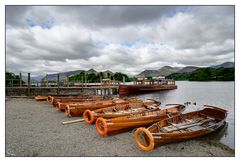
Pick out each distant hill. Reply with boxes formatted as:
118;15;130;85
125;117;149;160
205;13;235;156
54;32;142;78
158;66;181;76
166;66;234;81
41;70;84;81
22;75;44;82
211;62;234;69
86;69;97;74
136;70;160;77
26;61;235;81
41;69;116;81
136;66;181;77
177;66;199;73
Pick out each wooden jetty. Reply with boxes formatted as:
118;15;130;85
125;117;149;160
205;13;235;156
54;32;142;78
6;73;177;96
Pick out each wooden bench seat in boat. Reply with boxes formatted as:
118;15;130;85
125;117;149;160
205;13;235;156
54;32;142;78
159;117;214;133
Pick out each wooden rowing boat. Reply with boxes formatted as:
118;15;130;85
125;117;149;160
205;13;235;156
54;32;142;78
47;95;104;107
134;105;227;152
56;97;112;111
83;99;161;124
64;98;130;117
47;95;81;103
95;104;186;136
35;95;48;101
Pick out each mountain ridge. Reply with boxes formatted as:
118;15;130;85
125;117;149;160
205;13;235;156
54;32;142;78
20;61;234;81
136;62;234;78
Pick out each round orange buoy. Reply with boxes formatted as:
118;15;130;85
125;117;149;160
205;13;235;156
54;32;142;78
47;96;51;103
65;105;71;117
83;110;95;124
134;127;155;152
95;117;108;136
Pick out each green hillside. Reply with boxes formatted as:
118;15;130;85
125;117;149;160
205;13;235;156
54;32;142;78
166;67;234;81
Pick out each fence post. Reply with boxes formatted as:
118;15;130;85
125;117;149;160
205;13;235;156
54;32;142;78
28;73;31;96
85;72;87;87
57;74;60;95
67;76;69;87
46;74;48;87
100;76;102;87
81;76;83;91
123;76;125;85
19;73;22;87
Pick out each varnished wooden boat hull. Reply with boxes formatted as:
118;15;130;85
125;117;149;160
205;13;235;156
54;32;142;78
95;104;185;136
134;105;227;152
57;101;100;111
65;104;115;117
83;99;161;124
47;95;104;106
64;98;127;117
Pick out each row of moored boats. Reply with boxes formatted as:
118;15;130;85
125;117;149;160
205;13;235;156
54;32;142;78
35;95;227;152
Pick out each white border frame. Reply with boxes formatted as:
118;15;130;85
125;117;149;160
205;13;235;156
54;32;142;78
1;0;239;161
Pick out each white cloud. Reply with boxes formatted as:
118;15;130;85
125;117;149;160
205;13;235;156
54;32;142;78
6;6;234;76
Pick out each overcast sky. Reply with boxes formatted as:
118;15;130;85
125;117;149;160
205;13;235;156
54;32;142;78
6;6;234;76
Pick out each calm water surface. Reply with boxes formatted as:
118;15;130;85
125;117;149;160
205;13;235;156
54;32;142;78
124;81;234;149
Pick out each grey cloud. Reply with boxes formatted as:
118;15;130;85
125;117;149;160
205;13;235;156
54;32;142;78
6;6;234;76
6;6;182;28
158;6;234;50
6;6;29;27
6;6;56;28
55;6;179;27
6;25;100;62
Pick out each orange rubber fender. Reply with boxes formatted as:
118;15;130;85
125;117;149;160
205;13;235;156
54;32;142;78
83;110;95;124
47;96;52;103
95;117;108;137
134;127;155;152
65;105;71;117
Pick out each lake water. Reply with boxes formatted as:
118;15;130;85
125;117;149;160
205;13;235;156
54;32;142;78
123;81;235;149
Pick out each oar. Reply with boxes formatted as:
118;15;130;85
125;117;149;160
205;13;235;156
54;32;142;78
62;118;85;125
165;103;182;106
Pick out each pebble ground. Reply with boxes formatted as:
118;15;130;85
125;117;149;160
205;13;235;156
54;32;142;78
5;98;234;157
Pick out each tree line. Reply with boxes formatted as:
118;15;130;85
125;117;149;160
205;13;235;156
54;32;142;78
6;71;25;86
68;71;135;83
166;67;234;81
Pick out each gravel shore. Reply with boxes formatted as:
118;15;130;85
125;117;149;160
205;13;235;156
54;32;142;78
6;98;234;157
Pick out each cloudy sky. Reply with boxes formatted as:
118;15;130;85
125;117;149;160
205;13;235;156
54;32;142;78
6;6;234;76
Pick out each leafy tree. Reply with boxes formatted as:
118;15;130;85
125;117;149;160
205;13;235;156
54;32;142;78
166;73;190;80
6;71;25;86
114;72;131;82
189;68;213;81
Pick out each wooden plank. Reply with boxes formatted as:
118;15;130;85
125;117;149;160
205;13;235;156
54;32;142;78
57;74;60;95
19;73;22;87
161;118;213;133
28;73;31;96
